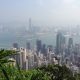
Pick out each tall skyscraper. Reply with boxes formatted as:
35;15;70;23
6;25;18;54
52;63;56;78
61;35;66;52
41;44;47;56
26;42;31;50
13;43;19;49
56;32;65;54
36;40;42;53
68;37;73;55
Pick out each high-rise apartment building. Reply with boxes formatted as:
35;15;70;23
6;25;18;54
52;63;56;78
13;43;19;49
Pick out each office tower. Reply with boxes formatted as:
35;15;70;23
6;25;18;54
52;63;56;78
13;43;19;49
56;32;65;54
26;42;31;50
61;35;66;52
41;44;47;56
36;40;42;53
68;37;73;55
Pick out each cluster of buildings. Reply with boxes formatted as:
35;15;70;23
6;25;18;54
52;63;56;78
56;32;80;73
9;32;80;73
11;40;57;70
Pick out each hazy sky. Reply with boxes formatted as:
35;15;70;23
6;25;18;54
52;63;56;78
0;0;80;26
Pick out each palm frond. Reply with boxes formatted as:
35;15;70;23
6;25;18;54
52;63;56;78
0;49;16;59
0;64;9;80
0;58;14;64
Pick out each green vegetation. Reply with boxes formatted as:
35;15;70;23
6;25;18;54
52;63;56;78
0;49;80;80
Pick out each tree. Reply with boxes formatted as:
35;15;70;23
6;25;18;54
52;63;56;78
0;49;15;80
38;64;76;80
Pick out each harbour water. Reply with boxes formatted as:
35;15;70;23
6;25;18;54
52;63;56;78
0;31;80;49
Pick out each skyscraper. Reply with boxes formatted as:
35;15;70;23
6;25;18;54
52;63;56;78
36;40;42;53
26;42;31;50
56;32;65;54
68;37;73;55
41;44;47;56
20;48;27;70
13;43;19;49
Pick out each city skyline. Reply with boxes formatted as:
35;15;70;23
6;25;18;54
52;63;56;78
1;1;80;79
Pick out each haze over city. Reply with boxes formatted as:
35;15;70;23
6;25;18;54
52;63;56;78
1;0;80;80
0;0;80;26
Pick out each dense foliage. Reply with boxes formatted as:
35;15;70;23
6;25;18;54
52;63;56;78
0;49;80;80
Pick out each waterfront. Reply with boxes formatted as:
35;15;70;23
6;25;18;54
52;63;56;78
0;30;80;49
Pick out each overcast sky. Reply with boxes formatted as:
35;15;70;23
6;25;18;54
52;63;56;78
0;0;80;26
